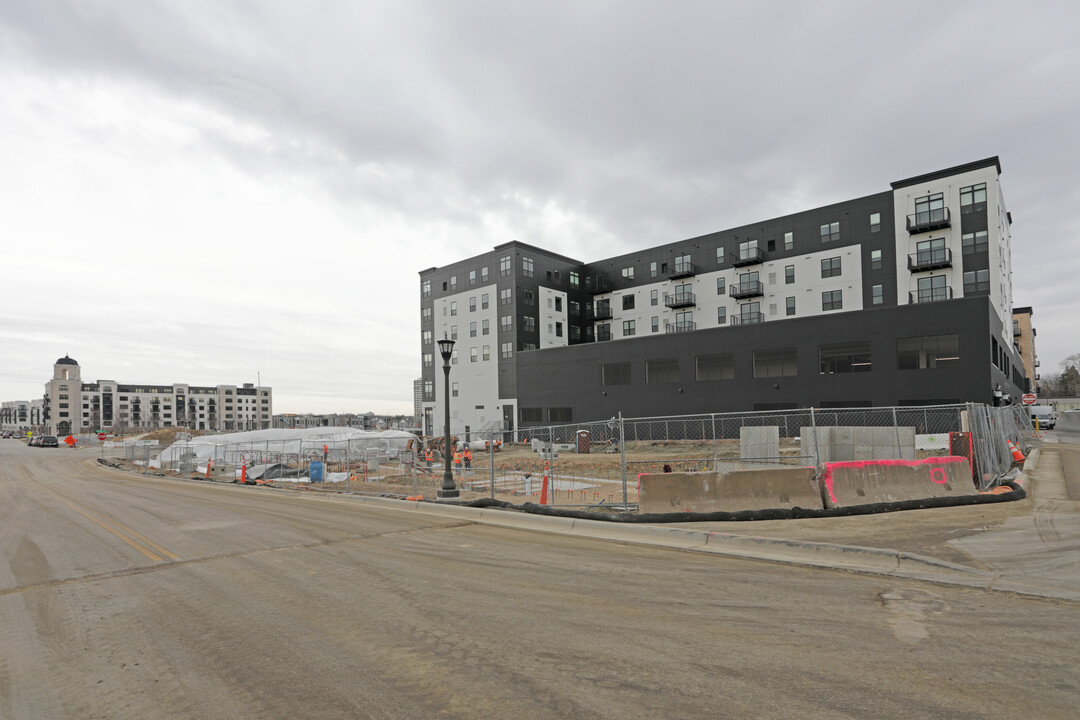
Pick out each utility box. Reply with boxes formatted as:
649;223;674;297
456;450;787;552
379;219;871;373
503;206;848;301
576;430;591;454
309;461;324;483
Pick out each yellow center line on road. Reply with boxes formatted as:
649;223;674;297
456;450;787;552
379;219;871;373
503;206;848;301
43;487;181;563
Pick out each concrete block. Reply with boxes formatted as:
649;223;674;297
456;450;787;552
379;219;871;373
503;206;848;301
740;426;779;460
638;468;822;513
820;456;976;508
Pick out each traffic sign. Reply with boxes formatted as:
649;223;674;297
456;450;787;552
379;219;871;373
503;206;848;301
1022;393;1037;405
97;432;107;440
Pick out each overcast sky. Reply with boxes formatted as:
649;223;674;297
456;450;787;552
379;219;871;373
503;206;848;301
2;1;1078;414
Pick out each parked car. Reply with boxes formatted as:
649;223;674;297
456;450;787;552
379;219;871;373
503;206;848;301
28;436;42;447
39;435;59;447
1027;405;1057;430
1;431;11;439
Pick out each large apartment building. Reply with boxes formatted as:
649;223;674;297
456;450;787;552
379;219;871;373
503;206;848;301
0;399;43;433
41;356;272;435
418;157;1026;437
1012;306;1039;394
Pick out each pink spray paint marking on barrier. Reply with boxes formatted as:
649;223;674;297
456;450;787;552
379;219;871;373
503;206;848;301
821;456;968;506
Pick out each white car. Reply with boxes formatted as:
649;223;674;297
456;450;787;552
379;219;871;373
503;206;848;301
1027;405;1057;429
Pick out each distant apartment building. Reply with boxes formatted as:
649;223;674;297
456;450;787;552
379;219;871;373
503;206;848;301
418;157;1027;436
1012;306;1039;394
0;399;43;433
42;356;272;435
413;377;424;425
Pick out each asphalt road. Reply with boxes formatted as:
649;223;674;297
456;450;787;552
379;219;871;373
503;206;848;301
2;440;1078;719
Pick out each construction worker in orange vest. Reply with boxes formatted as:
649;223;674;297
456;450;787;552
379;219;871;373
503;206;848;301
424;448;434;468
463;447;472;471
452;448;463;475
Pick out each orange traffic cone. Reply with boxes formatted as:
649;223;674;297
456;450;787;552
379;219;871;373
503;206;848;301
539;461;550;505
239;456;248;484
205;460;213;478
1007;441;1025;462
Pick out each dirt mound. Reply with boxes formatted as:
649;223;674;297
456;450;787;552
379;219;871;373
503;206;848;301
139;427;212;445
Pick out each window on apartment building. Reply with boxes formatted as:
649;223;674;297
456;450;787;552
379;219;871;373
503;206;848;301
822;290;843;311
450;301;457;316
696;353;734;381
470;347;478;363
481;293;489;309
500;288;512;305
871;249;883;270
548;407;572;423
570;271;579;287
555;297;562;312
623;320;636;336
452;382;459;397
897;334;959;369
422;331;432;344
872;284;884;305
422;280;431;297
870;212;881;233
716;247;725;265
754;348;797;378
570;301;580;316
501;342;513;358
469;270;476;286
571;326;581;340
501;315;512;332
650;289;659;306
421;307;432;322
915;238;947;265
651;316;659;332
450;325;458;340
470;322;477;337
481;267;489;282
555;322;563;337
717;307;727;324
523;316;536;332
646;358;679;384
483;345;490;361
450;276;457;290
522;289;535;306
786;297;796;316
522;257;534;277
820;342;872;374
717;277;726;295
622;266;635;280
596;323;611;341
650;261;658;277
500;255;512;276
623;294;635;310
452;349;459;365
602;362;631;385
964;269;990;294
738;240;759;261
482;319;490;335
962;230;988;254
960;183;987;213
784;231;794;250
424;381;434;399
422;354;432;368
914;193;946;225
520;408;543;423
785;265;794;284
469;297;476;312
820;221;840;243
821;257;842;278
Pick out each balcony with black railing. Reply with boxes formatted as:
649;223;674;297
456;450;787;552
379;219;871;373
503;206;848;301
586;274;611;294
591;303;613;321
731;247;765;267
908;286;953;304
906;206;951;234
664;291;696;309
596;326;612;342
908;247;952;272
730;312;765;326
664;321;697;334
728;280;765;299
668;261;696;279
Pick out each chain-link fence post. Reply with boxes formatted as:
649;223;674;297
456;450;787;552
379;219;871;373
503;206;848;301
810;406;820;469
892;406;902;458
619;412;628;506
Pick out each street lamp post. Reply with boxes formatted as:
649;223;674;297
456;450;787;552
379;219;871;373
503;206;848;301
436;336;459;499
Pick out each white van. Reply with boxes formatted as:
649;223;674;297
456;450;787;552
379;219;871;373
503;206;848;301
1027;405;1057;429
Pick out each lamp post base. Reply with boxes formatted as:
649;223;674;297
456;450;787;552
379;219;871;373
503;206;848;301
436;488;460;499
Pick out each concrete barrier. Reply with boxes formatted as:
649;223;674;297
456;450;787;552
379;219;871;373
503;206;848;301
820;456;975;508
638;468;821;513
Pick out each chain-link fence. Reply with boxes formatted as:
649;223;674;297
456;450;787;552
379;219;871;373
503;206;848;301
92;401;1035;504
